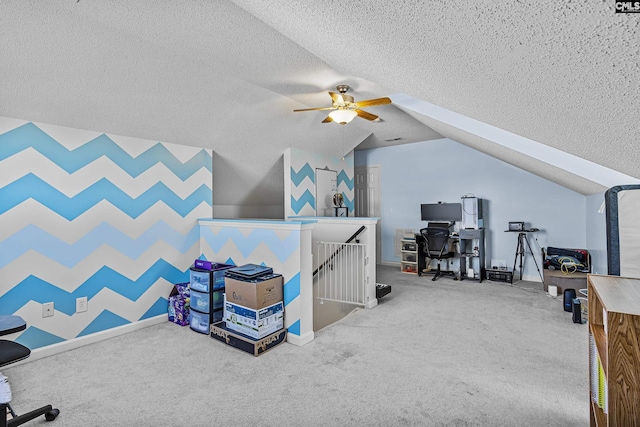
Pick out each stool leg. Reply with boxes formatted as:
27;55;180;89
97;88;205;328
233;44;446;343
7;404;54;426
1;403;7;427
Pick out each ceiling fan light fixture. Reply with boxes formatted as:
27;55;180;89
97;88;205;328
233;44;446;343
328;109;357;125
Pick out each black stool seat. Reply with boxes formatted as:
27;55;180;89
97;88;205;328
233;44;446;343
0;317;26;337
0;341;30;368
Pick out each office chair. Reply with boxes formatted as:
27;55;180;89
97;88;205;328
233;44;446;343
420;223;457;281
0;315;59;426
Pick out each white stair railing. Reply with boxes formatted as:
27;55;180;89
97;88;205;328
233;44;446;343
315;241;367;306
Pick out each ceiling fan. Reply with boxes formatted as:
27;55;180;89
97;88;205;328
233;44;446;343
293;85;391;125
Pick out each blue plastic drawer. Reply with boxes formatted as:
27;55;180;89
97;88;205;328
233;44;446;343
190;310;210;334
191;289;210;313
212;308;223;323
212;289;224;310
190;269;211;292
212;267;233;290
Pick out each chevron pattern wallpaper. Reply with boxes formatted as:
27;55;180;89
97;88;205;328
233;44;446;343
287;148;354;217
0;117;212;349
198;221;305;337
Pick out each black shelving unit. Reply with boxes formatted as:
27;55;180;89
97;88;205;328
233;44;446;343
459;228;485;282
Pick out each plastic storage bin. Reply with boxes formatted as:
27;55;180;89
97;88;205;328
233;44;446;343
190;269;211;292
190;310;210;334
190;289;210;313
212;289;224;310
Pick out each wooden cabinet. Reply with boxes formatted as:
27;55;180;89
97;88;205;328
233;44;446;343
588;274;640;426
400;236;418;274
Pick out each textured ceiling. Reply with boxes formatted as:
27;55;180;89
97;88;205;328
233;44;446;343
1;0;638;213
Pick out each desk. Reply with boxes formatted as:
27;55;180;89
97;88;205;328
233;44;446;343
416;229;486;281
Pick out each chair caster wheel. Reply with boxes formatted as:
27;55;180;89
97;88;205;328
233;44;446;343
45;408;59;421
431;277;436;281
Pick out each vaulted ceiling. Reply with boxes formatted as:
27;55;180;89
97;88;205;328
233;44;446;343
1;1;638;216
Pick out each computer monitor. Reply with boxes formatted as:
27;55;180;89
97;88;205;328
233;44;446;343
420;203;462;222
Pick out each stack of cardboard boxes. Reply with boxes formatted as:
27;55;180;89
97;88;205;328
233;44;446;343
210;264;287;356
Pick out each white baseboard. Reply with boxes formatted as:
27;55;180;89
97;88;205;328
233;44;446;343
381;261;401;267
365;299;378;309
286;330;314;346
15;315;167;366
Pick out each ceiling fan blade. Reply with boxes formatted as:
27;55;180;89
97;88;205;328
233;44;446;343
329;91;345;105
356;109;379;121
322;115;334;123
293;107;336;112
353;97;392;108
329;92;354;105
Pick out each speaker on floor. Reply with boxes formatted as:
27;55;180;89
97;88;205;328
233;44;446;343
564;289;576;312
572;298;582;324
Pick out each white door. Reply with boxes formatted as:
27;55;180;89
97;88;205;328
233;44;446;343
355;165;382;264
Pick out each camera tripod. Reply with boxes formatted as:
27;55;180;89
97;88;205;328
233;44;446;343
512;232;543;282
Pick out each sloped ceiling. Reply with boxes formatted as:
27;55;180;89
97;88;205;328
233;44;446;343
1;1;638;217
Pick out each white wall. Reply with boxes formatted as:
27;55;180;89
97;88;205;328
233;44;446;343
355;138;592;282
585;192;607;274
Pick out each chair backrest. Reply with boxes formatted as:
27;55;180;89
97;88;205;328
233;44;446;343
420;225;453;259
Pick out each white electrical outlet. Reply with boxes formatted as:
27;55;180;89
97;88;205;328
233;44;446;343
76;296;88;313
43;302;54;318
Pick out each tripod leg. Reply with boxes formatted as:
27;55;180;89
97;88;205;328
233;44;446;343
512;233;526;281
512;235;520;277
523;235;544;282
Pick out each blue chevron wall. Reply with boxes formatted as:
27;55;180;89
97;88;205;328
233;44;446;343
0;117;212;349
286;148;354;217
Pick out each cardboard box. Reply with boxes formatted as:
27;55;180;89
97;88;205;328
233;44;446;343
210;321;287;357
224;274;283;310
168;283;190;326
543;269;587;294
224;299;284;339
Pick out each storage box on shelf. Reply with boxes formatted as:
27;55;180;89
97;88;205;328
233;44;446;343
400;235;418;274
588;274;640;426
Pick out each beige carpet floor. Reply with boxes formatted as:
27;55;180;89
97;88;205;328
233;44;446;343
3;265;589;426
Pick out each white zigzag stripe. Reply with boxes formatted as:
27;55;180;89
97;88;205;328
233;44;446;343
14;278;173;340
290;181;315;199
273;228;297;240
5;120;210;162
0;148;212;198
200;239;294;270
33;122;104;151
0;200;211;241
200;241;302;289
108;133;210;162
0;117;29;135
337;182;353;195
2;241;199;293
